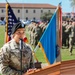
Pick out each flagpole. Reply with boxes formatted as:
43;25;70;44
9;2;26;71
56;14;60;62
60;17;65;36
6;0;8;3
56;3;62;62
34;44;39;52
5;2;8;43
31;45;39;62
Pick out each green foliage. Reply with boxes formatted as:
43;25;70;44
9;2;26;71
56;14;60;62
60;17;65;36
69;0;75;7
40;11;53;22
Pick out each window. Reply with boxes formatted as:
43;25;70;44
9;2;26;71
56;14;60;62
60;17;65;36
41;10;43;13
67;13;70;15
69;16;71;18
33;10;36;13
26;10;28;13
18;10;20;13
48;10;50;12
1;17;4;21
33;17;36;20
26;17;28;20
66;16;68;18
1;9;4;13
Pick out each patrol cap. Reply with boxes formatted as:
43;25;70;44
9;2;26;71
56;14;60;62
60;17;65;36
12;22;25;34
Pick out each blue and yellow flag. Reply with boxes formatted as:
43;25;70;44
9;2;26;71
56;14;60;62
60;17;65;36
38;6;62;64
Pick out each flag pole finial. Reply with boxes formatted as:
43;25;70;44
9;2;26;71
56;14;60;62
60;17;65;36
6;0;8;3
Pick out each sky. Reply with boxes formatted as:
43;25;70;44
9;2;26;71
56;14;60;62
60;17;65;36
0;0;72;12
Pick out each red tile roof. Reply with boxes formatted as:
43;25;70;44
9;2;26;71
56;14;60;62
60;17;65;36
0;3;56;9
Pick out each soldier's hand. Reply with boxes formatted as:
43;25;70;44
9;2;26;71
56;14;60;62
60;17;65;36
23;68;36;75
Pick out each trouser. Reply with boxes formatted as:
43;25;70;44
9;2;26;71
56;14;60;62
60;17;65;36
69;37;74;53
34;37;39;47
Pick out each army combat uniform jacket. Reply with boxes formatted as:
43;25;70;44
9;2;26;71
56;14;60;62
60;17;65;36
0;39;34;75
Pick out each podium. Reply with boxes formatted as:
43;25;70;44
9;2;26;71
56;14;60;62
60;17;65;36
26;62;61;75
61;60;75;75
25;60;75;75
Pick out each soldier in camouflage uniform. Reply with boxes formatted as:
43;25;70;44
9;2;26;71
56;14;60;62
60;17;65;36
28;20;37;46
39;21;46;36
0;22;34;75
68;20;75;55
33;22;42;47
62;20;68;47
64;21;72;48
63;21;70;48
28;22;35;45
42;21;48;32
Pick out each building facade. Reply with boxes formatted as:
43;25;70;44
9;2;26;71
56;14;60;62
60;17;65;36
0;3;56;21
62;12;75;18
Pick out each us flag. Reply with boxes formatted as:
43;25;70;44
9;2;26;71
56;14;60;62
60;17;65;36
5;3;18;43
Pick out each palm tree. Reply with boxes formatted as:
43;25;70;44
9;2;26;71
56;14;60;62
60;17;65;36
69;0;75;12
40;11;53;22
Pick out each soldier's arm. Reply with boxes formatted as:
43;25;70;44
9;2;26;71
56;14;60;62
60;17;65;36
0;47;20;75
32;27;35;33
30;53;35;68
71;26;74;37
65;25;71;32
26;44;35;68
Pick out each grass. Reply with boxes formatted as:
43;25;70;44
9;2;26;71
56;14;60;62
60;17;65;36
0;25;5;48
0;25;75;63
0;25;75;75
61;48;75;61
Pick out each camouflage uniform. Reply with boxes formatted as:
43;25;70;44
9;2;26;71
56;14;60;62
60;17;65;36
29;23;34;45
42;24;48;32
69;24;75;55
63;21;70;48
0;39;34;75
33;25;42;47
62;22;68;47
39;23;45;33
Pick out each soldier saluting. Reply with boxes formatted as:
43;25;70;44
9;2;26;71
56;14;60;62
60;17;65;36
68;20;75;55
0;22;35;75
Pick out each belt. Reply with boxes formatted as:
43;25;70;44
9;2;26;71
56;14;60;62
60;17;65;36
9;65;27;73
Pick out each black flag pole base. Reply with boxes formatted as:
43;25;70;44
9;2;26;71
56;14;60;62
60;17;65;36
34;62;42;69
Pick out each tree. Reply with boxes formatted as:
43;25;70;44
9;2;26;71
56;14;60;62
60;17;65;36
69;0;75;11
40;11;53;22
